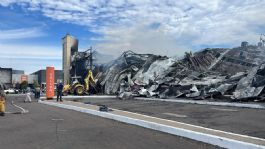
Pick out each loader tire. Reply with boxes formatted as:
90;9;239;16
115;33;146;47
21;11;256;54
75;86;84;95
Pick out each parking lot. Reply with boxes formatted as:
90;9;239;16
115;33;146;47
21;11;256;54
0;95;222;149
69;97;265;138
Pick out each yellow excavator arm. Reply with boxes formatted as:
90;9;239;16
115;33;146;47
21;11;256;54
84;70;96;92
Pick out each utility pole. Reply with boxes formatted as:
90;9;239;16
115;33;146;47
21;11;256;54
89;46;93;70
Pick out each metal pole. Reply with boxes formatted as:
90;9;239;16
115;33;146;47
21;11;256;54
90;46;93;70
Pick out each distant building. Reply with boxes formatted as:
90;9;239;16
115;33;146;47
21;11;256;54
12;69;24;74
62;33;78;85
1;67;38;88
12;74;38;85
0;67;12;89
241;41;249;47
31;69;63;89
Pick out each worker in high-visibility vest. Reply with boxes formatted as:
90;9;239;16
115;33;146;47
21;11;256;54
0;91;6;116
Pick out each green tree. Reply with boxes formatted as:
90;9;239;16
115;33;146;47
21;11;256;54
33;80;39;88
20;81;28;90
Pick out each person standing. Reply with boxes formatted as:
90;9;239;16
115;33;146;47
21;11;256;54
34;87;38;99
0;90;6;116
35;86;41;99
56;82;63;102
24;91;32;103
38;87;41;98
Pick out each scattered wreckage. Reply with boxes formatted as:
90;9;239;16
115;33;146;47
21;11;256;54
95;45;265;102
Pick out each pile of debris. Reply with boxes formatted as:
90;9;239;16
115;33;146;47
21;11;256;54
96;45;265;102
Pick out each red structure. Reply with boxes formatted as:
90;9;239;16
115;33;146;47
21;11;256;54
21;75;28;82
46;67;54;99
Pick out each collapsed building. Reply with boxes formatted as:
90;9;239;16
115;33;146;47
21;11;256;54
64;33;265;102
95;43;265;102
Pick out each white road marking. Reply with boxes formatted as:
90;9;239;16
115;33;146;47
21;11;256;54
211;108;238;112
4;111;14;114
57;129;67;132
52;119;64;121
163;113;187;118
11;100;29;113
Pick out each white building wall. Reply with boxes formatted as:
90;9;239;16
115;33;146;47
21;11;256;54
12;74;38;84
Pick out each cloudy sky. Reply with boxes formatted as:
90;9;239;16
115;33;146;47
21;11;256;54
0;0;265;74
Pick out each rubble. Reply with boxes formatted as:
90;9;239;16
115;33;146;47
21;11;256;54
133;58;175;85
96;44;265;102
232;64;265;100
99;51;155;94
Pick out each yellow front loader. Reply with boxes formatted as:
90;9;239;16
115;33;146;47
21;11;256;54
62;70;96;96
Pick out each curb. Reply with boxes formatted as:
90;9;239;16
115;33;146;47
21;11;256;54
41;95;265;109
39;100;265;149
135;97;265;109
40;95;116;99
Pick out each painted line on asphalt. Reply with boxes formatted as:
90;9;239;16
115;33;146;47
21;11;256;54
163;113;188;118
39;100;265;149
211;108;238;112
51;119;64;121
11;101;29;114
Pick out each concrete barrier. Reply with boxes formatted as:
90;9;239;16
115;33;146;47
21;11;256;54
40;95;116;99
135;97;265;109
41;95;265;109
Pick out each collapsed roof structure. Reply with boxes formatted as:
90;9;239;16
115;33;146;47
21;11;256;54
96;43;265;102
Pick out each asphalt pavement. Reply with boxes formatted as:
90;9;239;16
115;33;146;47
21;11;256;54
0;95;222;149
69;97;265;139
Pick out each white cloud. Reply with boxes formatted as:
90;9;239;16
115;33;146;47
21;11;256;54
1;0;265;57
0;43;61;59
94;25;189;57
0;43;61;74
0;27;46;40
0;57;61;74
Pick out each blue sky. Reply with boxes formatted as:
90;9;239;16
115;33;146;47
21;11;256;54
0;0;265;74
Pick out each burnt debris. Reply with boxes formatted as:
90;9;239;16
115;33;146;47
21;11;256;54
94;44;265;102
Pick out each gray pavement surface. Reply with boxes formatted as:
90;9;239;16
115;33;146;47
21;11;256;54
69;97;265;139
0;95;221;149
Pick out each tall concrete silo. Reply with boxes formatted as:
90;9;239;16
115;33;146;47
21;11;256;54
62;34;78;85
